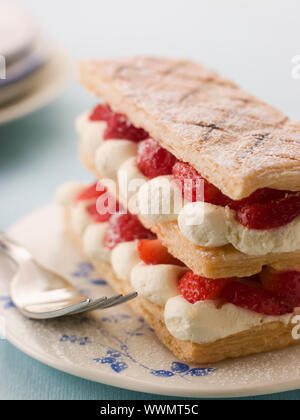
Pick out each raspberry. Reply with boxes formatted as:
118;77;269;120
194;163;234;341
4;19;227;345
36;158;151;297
105;213;155;250
172;161;231;205
235;192;300;230
260;268;300;308
178;271;234;304
76;182;106;202
220;281;292;316
137;138;178;179
138;239;184;266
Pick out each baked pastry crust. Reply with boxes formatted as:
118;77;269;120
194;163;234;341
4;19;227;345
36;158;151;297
64;207;300;364
80;145;300;279
79;57;300;200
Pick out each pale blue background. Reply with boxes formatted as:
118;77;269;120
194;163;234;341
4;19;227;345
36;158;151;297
0;0;300;400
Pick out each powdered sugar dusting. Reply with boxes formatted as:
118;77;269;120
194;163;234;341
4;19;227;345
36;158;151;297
84;57;300;199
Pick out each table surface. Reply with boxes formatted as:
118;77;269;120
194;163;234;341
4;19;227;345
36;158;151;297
1;0;300;400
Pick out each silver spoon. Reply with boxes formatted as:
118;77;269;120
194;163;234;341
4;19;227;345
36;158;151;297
0;233;137;320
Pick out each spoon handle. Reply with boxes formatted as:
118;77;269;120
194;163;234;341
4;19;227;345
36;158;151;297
0;233;32;266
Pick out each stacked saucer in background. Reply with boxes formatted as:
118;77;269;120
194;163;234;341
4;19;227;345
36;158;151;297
0;2;72;125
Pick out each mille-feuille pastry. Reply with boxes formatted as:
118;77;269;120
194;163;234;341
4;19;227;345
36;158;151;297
57;56;300;363
57;180;300;363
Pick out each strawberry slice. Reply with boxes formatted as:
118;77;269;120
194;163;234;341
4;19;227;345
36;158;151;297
236;192;300;230
104;113;148;142
89;104;113;122
260;268;300;308
86;193;123;223
87;203;111;223
259;267;281;293
178;271;234;304
89;104;148;142
172;161;232;205
138;239;184;265
229;188;288;210
76;182;106;202
105;213;155;250
220;281;292;316
137;138;178;179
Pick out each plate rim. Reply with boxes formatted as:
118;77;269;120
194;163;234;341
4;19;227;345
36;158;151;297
0;46;72;126
3;204;300;399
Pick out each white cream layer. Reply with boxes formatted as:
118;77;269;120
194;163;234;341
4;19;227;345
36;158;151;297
76;112;300;257
57;181;294;345
178;202;300;256
164;296;292;344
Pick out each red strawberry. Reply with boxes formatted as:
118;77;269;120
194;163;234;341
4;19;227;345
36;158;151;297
76;182;106;202
220;281;292;316
236;192;300;230
138;239;184;266
87;203;111;223
229;188;288;210
178;271;234;304
105;213;155;250
137;138;178;179
260;268;300;308
89;104;148;142
104;113;148;142
89;104;113;122
87;193;123;223
172;161;232;205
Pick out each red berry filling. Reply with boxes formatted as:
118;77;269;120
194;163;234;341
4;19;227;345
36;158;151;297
89;104;113;122
178;271;234;304
220;281;292;316
87;193;123;223
179;269;300;316
76;182;105;202
105;213;155;250
138;239;184;266
172;161;231;205
77;182;123;223
137;138;178;179
89;104;148;142
235;191;300;230
172;161;300;230
260;268;300;308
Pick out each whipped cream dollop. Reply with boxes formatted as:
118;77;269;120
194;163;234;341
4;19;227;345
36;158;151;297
71;201;93;236
178;201;300;256
111;241;141;282
131;263;188;306
118;157;148;201
56;182;87;206
95;140;138;180
76;112;106;156
138;176;184;224
178;202;229;248
164;295;292;344
83;223;111;263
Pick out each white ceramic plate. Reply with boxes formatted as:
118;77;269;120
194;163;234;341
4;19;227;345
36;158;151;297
0;3;37;61
0;47;72;126
1;205;300;398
